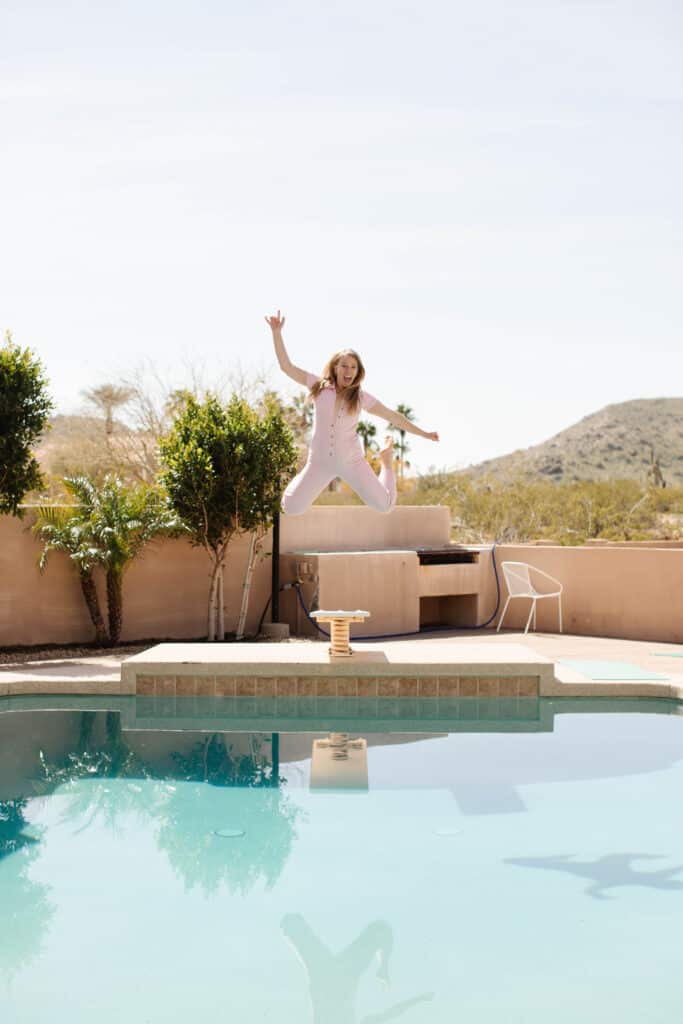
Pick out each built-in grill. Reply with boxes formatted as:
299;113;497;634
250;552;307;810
416;547;480;565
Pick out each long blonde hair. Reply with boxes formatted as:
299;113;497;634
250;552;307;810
309;349;366;414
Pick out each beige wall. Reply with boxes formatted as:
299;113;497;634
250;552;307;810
3;509;683;646
280;551;421;637
0;505;449;647
483;544;683;643
0;513;273;646
280;504;451;551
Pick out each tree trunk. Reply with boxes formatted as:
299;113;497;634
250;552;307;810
207;558;220;641
207;538;232;641
217;564;225;640
77;711;97;753
106;568;124;644
236;533;257;640
79;570;109;645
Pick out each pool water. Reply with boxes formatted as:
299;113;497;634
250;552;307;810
1;696;683;1023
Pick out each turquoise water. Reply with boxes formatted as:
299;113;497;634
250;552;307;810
1;696;683;1023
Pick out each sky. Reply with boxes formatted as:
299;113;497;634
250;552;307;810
1;0;682;472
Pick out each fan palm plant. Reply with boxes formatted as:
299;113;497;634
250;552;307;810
33;502;109;644
87;476;184;644
34;475;183;645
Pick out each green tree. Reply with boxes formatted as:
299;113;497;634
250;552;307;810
0;330;53;515
81;383;134;436
33;475;181;645
159;394;297;640
387;403;415;481
356;418;378;455
87;476;183;643
33;499;109;644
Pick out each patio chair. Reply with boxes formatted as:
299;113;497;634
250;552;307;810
496;561;563;634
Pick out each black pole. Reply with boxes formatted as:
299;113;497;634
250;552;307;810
271;511;280;623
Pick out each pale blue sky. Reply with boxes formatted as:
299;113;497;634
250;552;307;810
2;0;681;470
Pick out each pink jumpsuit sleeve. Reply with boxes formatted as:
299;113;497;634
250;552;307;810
305;372;320;389
360;389;379;412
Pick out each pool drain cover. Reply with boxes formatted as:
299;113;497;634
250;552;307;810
214;828;245;838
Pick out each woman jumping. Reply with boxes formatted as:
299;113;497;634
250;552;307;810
266;311;439;516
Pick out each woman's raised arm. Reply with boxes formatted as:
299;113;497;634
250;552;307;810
369;400;439;443
265;311;310;388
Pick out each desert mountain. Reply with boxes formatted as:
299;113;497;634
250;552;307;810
466;398;683;485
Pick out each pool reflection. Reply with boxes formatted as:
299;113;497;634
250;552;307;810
282;913;434;1023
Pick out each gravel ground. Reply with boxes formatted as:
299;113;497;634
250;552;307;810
0;634;302;666
0;642;150;666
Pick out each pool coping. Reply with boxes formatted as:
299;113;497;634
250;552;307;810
1;639;683;702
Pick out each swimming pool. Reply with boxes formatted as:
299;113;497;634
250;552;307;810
1;695;682;1023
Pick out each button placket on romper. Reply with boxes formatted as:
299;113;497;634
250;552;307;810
281;374;396;515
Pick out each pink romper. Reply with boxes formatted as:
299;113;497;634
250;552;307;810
281;373;397;516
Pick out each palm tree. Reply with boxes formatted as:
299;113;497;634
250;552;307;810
356;419;378;456
87;476;183;644
82;384;134;436
34;475;183;645
387;403;415;481
33;498;109;644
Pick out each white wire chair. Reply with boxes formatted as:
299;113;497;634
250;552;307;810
496;561;563;635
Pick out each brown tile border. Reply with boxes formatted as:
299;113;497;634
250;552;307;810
357;678;377;697
215;676;236;697
477;677;499;697
459;677;478;697
133;673;541;698
398;678;418;697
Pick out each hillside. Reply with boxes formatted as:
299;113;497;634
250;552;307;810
466;398;683;485
33;414;146;491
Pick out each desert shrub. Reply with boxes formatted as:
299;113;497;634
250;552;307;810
409;471;683;544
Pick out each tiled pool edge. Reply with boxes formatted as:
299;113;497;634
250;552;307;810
3;675;681;701
131;673;541;699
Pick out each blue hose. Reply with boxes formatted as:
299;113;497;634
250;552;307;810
295;543;502;642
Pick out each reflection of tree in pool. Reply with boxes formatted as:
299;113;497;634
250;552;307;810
0;798;37;861
155;734;302;897
34;712;165;830
0;799;55;980
26;717;301;898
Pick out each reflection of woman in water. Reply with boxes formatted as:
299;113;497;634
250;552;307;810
266;312;439;516
281;913;433;1024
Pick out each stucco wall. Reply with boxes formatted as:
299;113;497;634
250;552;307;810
2;509;683;646
0;513;269;646
483;544;683;643
0;506;450;647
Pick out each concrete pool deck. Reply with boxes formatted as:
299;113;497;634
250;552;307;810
1;630;683;701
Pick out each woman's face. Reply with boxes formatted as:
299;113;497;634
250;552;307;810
334;355;359;390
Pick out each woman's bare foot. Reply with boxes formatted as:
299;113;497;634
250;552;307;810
379;436;394;470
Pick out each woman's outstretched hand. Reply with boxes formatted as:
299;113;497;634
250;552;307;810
265;310;285;332
425;431;439;442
